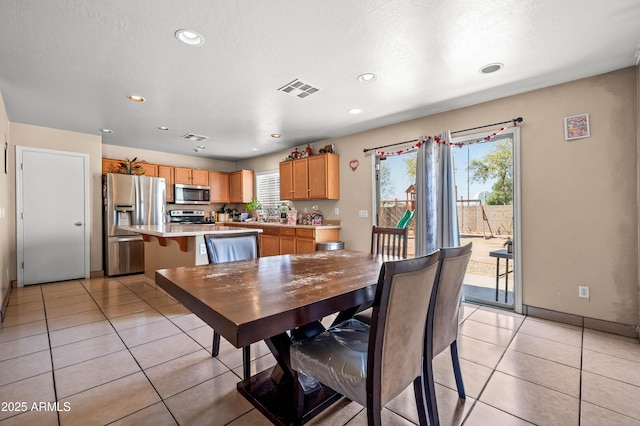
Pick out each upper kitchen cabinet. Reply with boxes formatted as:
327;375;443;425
101;158;157;176
174;167;209;186
229;170;254;203
279;153;340;200
209;171;230;203
158;165;174;202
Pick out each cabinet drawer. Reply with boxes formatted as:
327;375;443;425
279;227;296;237
296;229;314;238
261;227;280;236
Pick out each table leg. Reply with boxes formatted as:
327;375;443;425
236;322;342;426
495;258;500;301
504;258;509;303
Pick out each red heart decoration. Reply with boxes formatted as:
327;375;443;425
349;159;359;171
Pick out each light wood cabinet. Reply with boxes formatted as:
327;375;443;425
260;233;280;257
209;171;230;203
229;224;340;257
295;229;317;254
102;158;157;177
229;170;254;203
174;167;209;186
279;227;296;255
279;153;340;200
158;165;174;202
102;159;121;174
141;163;158;177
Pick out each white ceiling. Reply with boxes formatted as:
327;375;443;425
1;1;639;161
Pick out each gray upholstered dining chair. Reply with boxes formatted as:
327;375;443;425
203;232;260;380
423;242;472;426
290;251;441;426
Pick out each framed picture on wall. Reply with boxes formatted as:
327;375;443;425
564;113;590;140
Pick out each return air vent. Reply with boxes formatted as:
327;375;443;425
278;79;320;99
181;133;209;142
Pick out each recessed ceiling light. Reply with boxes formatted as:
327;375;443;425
193;148;201;152
158;126;170;131
479;63;504;74
197;145;206;150
99;128;113;134
348;108;362;114
127;95;145;102
175;29;205;46
357;73;377;82
252;148;259;151
271;134;281;138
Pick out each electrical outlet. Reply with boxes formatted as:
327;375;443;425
200;243;207;255
359;210;368;218
578;285;589;299
334;207;339;215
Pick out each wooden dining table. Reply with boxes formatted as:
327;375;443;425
155;249;391;426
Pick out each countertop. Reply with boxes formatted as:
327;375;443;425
118;224;263;238
221;221;341;230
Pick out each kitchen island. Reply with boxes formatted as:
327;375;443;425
118;224;262;279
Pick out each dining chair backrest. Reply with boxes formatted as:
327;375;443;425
429;243;472;356
204;232;260;264
371;226;408;258
369;251;440;407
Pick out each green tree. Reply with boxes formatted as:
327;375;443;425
405;155;416;179
468;140;512;205
379;162;394;200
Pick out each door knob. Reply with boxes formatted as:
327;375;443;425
74;222;82;226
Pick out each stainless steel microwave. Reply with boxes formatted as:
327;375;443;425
174;184;210;205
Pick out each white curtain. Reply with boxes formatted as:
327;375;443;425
415;131;460;256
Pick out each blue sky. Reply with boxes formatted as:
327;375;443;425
381;142;495;201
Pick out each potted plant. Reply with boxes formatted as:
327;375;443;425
245;197;262;217
504;237;513;253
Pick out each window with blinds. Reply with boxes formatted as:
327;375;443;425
255;170;281;211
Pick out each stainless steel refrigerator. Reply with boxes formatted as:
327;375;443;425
103;173;166;276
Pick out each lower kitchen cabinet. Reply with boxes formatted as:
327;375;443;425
279;227;296;255
258;227;280;257
225;223;340;256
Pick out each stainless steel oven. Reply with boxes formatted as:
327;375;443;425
174;184;210;205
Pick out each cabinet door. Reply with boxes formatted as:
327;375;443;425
260;235;280;257
174;167;192;184
141;164;158;177
279;236;296;254
279;161;294;200
308;154;340;199
229;170;254;203
296;238;316;254
101;159;121;174
209;171;230;203
158;165;174;202
292;158;309;200
192;169;209;186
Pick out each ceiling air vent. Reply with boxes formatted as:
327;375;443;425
181;133;209;142
278;79;320;99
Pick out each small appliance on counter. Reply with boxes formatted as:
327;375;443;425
169;209;214;224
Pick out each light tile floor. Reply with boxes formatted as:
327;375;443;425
1;275;640;425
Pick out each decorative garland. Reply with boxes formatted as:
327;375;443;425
375;127;506;156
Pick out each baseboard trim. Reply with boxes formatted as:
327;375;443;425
523;304;639;340
90;270;104;278
0;280;15;322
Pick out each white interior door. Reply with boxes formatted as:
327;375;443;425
17;147;89;285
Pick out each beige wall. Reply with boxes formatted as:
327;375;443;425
239;68;639;326
0;92;11;311
102;144;236;172
9;123;103;277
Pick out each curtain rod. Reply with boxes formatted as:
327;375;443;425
362;117;523;153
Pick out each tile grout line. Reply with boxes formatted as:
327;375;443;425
79;277;182;426
41;283;62;426
457;310;531;425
